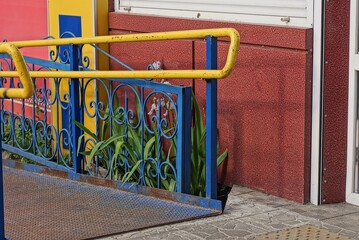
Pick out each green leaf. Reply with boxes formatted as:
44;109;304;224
128;127;142;153
74;120;99;141
144;135;156;160
100;134;124;152
217;149;228;167
166;144;172;162
78;150;93;156
87;141;105;167
134;96;142;122
100;120;108;139
198;128;207;159
122;160;143;184
161;180;169;189
192;92;204;134
111;140;124;164
170;135;177;156
76;134;86;156
169;179;176;192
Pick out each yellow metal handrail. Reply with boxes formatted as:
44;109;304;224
0;28;239;80
0;43;34;98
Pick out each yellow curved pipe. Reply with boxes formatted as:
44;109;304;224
0;28;239;80
0;43;34;99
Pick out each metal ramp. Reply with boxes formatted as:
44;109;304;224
4;165;219;240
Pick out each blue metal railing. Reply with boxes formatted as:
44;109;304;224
0;59;192;194
0;33;220;199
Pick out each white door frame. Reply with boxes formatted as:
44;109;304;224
311;0;324;205
346;0;359;205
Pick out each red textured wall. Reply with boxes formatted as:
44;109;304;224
321;0;350;203
0;0;48;58
109;13;313;203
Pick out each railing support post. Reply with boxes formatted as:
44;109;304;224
70;45;82;173
176;87;192;194
205;36;218;199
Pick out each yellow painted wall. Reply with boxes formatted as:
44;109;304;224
48;0;108;153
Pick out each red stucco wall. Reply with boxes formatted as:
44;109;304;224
0;0;48;58
109;13;313;203
321;0;350;203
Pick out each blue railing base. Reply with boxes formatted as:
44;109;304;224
4;159;223;212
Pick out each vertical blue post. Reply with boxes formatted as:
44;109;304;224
206;36;218;199
176;87;192;194
0;116;5;239
70;45;82;173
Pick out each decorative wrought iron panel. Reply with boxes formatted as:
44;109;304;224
0;42;192;193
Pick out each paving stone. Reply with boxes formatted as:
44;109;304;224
204;232;229;239
208;220;267;234
220;229;252;238
309;221;345;233
238;210;313;232
182;229;209;239
337;229;359;239
166;231;204;240
177;212;234;225
233;191;294;208
280;203;359;220
178;218;266;239
190;225;220;235
323;212;359;233
149;231;182;240
244;235;257;240
102;225;180;239
230;185;254;196
224;200;277;218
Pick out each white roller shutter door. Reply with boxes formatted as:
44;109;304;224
116;0;313;28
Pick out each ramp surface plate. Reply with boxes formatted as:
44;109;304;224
3;167;219;240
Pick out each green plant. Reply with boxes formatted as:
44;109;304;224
2;104;53;164
190;93;228;196
76;91;228;197
75;98;177;191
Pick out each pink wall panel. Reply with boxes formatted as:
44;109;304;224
0;0;48;117
0;0;48;58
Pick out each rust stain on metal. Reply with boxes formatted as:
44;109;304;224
148;187;175;201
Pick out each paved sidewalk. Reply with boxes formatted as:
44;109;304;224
99;185;359;240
